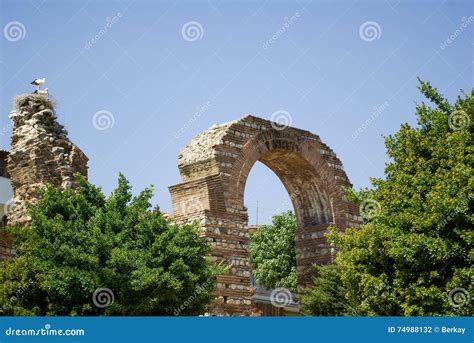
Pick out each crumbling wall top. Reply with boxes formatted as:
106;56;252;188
178;117;243;167
6;93;88;226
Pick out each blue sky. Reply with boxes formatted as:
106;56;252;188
1;0;472;224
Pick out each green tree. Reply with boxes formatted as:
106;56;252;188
0;174;222;316
305;80;473;316
301;264;357;316
249;211;298;293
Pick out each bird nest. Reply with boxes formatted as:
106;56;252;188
14;93;56;112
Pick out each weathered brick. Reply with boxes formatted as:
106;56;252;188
169;115;359;316
6;94;88;227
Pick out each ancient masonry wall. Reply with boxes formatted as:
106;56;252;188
6;94;88;226
170;115;360;316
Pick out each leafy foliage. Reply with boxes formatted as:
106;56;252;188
301;264;357;316
0;174;222;316
249;211;298;293
305;80;473;316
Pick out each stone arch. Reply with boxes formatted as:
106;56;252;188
169;115;359;315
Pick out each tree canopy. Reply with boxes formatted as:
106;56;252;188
249;211;298;293
0;174;221;316
300;264;357;316
303;80;473;316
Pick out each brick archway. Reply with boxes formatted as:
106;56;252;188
169;115;359;315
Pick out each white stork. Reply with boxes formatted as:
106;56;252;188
30;78;46;91
34;88;49;95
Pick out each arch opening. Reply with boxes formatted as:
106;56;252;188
244;160;292;225
244;151;333;315
256;148;332;229
241;148;334;296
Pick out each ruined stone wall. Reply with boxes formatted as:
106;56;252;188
6;94;88;226
170;115;360;316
